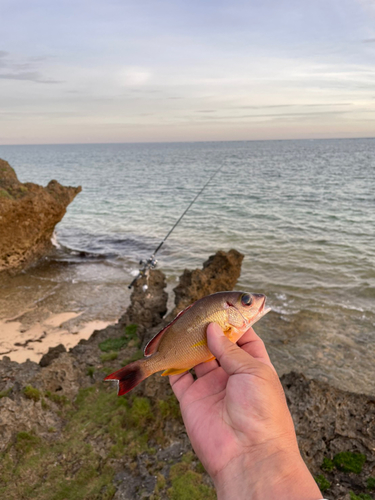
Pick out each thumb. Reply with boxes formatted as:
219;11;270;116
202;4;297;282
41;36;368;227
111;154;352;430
207;323;262;376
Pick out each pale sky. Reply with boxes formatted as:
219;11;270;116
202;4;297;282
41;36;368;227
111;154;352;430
1;0;375;144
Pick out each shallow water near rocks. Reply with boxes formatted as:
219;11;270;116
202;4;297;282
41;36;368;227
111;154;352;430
0;139;374;394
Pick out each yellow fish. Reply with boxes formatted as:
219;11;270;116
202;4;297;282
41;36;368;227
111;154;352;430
105;291;270;395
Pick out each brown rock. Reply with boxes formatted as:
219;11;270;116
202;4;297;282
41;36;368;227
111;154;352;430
33;353;81;400
171;249;244;316
0;158;81;273
39;344;67;367
120;269;168;342
0;396;62;453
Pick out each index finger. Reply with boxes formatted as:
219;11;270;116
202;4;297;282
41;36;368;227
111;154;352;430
237;327;274;369
169;371;194;402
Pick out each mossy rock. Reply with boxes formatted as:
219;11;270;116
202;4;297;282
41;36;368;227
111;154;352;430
99;324;138;353
0;188;13;200
315;474;331;492
0;388;12;399
45;391;70;406
321;456;334;472
23;385;41;402
0;379;185;499
349;491;373;500
168;462;215;500
15;431;41;454
101;351;118;362
367;477;375;490
333;452;366;474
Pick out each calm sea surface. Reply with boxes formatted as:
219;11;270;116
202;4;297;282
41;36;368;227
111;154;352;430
0;140;374;394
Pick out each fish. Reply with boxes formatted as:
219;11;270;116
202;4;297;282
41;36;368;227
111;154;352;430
104;291;271;396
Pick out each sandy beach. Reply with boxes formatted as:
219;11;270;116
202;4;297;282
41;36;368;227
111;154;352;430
0;313;112;363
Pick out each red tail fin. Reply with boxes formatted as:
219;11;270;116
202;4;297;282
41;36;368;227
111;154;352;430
104;361;147;396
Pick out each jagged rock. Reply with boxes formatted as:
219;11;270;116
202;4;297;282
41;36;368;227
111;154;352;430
39;344;67;367
281;371;375;500
33;353;82;399
171;249;244;316
0;158;81;273
0;356;40;394
120;269;168;342
0;396;62;453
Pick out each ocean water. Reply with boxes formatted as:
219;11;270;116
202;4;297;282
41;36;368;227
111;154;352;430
0;139;374;394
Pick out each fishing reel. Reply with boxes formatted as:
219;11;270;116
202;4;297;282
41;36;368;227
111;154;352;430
128;255;158;289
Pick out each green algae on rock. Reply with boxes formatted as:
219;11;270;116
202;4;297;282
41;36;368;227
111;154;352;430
314;474;331;492
333;452;366;474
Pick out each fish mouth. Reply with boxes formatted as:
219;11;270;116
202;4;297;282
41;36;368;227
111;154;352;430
258;296;271;316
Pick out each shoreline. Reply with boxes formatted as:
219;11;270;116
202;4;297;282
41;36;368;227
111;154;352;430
1;327;374;499
0;260;374;500
0;313;114;363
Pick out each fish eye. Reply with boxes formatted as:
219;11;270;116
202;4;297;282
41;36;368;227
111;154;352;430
241;294;253;306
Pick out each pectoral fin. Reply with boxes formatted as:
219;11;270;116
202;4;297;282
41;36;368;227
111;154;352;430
223;324;243;343
161;367;189;376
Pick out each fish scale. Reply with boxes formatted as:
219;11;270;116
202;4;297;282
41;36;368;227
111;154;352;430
105;291;270;395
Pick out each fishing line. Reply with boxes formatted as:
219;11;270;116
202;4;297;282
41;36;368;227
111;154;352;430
129;162;225;289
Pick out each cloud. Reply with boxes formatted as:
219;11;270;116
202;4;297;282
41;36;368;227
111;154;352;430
196;110;353;122
0;71;62;83
363;38;375;43
0;51;62;84
119;67;152;86
235;103;353;110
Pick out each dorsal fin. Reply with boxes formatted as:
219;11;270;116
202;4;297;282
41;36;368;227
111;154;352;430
144;303;195;356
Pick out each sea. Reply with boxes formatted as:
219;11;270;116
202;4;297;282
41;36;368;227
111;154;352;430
0;139;374;395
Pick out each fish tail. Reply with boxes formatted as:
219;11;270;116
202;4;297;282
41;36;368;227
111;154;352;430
104;360;149;396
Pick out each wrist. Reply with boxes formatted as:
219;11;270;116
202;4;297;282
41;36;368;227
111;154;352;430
214;445;322;500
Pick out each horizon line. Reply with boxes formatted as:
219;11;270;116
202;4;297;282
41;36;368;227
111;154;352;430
1;135;375;148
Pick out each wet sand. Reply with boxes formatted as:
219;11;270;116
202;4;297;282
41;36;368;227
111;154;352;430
0;312;113;363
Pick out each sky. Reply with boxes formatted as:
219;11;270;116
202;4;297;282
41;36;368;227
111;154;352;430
1;0;375;144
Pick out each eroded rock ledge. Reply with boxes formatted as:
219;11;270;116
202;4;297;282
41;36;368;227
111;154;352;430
0;158;81;273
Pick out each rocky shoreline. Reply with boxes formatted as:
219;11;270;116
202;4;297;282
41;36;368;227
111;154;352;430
0;158;81;273
0;250;374;499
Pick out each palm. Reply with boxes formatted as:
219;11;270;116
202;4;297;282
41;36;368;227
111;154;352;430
169;326;287;478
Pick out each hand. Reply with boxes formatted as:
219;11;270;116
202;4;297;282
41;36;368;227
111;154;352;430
169;323;322;500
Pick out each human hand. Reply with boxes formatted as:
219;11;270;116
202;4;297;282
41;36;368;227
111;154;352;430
169;323;322;500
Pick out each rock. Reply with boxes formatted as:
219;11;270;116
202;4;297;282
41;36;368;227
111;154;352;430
0;396;62;453
282;372;375;472
33;353;82;399
156;441;183;461
171;249;244;316
282;371;375;499
113;467;157;500
120;269;168;342
39;344;67;367
0;158;81;273
113;470;143;500
0;356;40;394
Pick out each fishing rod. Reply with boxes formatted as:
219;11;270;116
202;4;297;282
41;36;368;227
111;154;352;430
128;163;225;289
